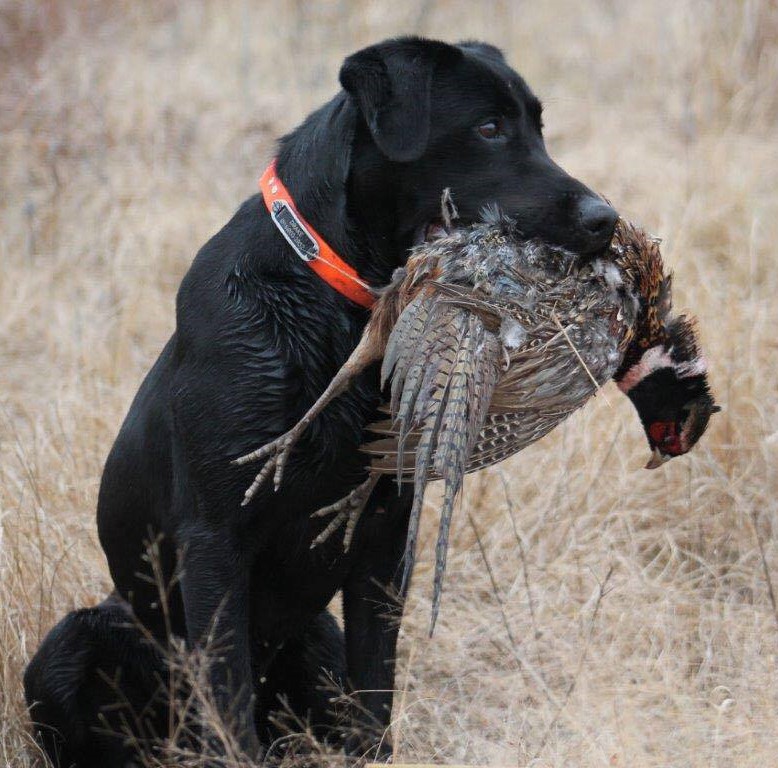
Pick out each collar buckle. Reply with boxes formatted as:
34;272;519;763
259;160;376;309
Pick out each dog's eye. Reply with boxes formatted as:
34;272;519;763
477;119;503;140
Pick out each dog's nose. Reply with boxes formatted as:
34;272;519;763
578;197;618;253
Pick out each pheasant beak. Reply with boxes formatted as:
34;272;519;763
645;447;672;470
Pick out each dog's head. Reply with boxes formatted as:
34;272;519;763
335;37;617;280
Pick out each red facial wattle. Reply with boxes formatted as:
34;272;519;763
648;420;684;456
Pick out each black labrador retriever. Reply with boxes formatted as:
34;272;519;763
25;36;617;766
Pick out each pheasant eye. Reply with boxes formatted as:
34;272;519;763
477;119;503;140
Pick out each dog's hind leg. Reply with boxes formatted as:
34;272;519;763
24;593;169;768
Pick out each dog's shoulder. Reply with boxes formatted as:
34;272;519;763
168;192;369;466
175;195;317;349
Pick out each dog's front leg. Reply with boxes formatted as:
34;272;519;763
180;522;260;760
342;573;403;762
341;493;411;763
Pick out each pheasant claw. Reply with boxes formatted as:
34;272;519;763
236;423;308;505
309;474;380;550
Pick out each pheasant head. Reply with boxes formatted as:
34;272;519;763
611;221;720;468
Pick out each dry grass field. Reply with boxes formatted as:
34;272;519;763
2;1;778;765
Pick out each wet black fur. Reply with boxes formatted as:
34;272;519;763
25;36;617;765
24;594;345;767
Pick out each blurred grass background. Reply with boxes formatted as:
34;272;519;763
2;1;778;765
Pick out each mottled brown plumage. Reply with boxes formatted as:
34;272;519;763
235;210;717;632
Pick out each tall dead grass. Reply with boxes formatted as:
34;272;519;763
2;1;778;766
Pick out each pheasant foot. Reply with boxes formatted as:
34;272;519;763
310;474;380;551
233;419;310;505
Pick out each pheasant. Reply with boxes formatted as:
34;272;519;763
234;206;718;631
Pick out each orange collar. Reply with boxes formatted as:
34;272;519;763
259;160;376;309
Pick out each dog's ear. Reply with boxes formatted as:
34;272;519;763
339;38;461;163
456;40;507;64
